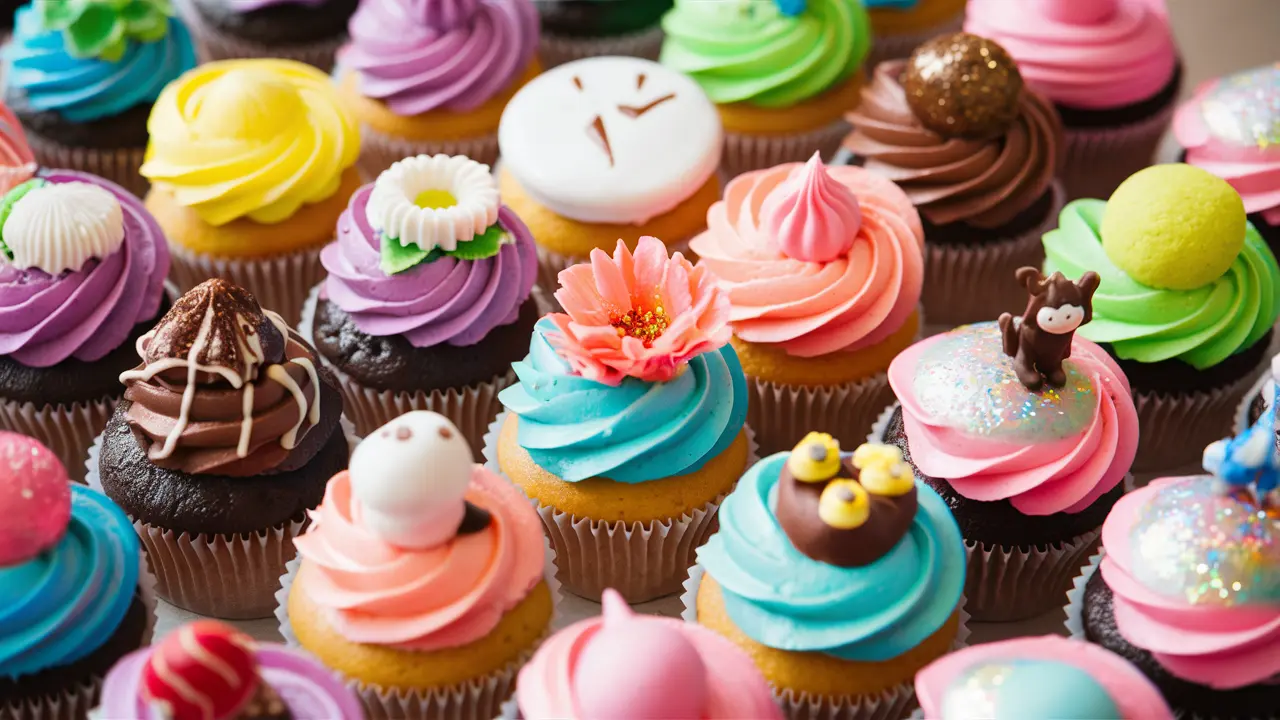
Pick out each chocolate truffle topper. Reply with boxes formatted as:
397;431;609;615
997;267;1100;390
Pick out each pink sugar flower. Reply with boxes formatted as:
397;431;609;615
549;236;732;386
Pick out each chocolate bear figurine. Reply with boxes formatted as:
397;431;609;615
997;267;1101;390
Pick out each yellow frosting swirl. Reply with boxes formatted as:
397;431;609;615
141;59;360;227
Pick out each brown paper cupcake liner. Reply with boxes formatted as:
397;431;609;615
867;15;964;67
483;411;757;603
24;133;148;198
723;118;851;179
167;241;325;326
1131;367;1262;475
535;238;692;314
1060;101;1176;202
920;180;1065;333
539;25;664;68
0;395;113;484
357;127;499;183
187;17;345;71
748;372;896;458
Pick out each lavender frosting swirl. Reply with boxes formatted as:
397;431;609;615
345;0;539;116
320;184;537;347
0;171;169;368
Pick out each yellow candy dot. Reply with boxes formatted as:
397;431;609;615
819;480;869;529
415;189;457;210
859;463;915;497
788;432;842;483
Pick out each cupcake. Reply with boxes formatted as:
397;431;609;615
1175;62;1280;255
0;100;35;192
864;0;965;66
1;432;154;720
1066;414;1280;719
1043;164;1280;472
660;0;871;177
0;170;170;483
306;154;539;455
281;410;557;720
510;588;781;720
94;620;361;720
336;0;540;178
92;279;349;620
690;154;924;457
686;435;967;719
3;0;196;197
497;55;722;300
915;636;1173;719
880;268;1140;621
490;236;751;602
179;0;357;70
535;0;671;68
965;0;1181;201
141;58;361;325
844;32;1065;330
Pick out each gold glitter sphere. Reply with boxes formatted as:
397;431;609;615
904;32;1024;140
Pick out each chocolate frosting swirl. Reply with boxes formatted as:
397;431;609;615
845;60;1063;229
119;279;332;477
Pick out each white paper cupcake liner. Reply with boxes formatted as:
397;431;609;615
24;132;148;198
1063;548;1103;640
538;25;664;68
1234;372;1274;434
747;372;896;458
483;410;758;603
1060;100;1177;203
1131;367;1263;475
535;237;692;314
357;125;499;184
0;394;113;484
866;14;964;67
167;240;325;326
722;118;851;179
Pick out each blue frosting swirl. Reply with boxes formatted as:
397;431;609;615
698;452;965;661
4;6;196;123
498;318;748;483
0;485;141;678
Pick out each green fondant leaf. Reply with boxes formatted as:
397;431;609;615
379;223;510;275
38;0;172;61
381;234;437;275
36;0;87;30
445;224;509;261
121;0;168;42
0;179;47;261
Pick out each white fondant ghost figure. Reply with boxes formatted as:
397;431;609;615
348;411;475;550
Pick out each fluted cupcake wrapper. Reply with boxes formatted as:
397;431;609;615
183;13;344;71
0;394;114;484
866;15;964;68
356;126;499;184
1234;373;1274;435
1060;101;1177;203
747;373;896;459
920;181;1065;334
534;238;692;314
1130;368;1263;476
24;133;148;198
722;119;851;179
483;410;757;604
538;25;665;69
167;240;325;327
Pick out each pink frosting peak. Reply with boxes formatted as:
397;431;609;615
0;102;36;194
762;153;862;263
516;589;782;720
690;162;923;357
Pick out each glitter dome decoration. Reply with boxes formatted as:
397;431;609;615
940;660;1122;720
904;32;1025;140
0;432;71;567
1199;63;1280;151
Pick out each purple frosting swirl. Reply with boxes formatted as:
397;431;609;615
0;171;169;368
344;0;540;116
320;184;537;348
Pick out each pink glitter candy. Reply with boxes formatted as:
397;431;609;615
0;431;71;567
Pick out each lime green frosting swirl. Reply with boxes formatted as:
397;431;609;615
1043;199;1280;370
659;0;870;108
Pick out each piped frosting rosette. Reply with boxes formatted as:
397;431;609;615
320;154;537;347
691;154;923;357
887;322;1139;515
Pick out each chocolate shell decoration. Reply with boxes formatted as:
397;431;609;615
904;32;1024;140
776;433;917;567
996;267;1100;390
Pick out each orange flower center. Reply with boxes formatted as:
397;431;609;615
610;303;670;346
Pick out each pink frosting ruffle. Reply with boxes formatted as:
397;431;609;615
964;0;1178;110
1099;478;1280;689
292;467;546;650
689;161;924;357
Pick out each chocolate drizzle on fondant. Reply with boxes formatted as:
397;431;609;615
997;267;1100;390
586;115;615;167
775;433;918;568
618;93;676;118
636;73;646;90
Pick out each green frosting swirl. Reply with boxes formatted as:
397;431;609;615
659;0;870;108
37;0;173;63
1043;199;1280;370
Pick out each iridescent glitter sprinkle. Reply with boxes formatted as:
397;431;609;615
1130;476;1280;607
1201;63;1280;150
912;323;1095;442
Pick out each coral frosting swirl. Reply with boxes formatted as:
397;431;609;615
321;184;537;347
844;60;1062;229
345;0;539;116
292;466;546;649
965;0;1178;110
887;323;1139;516
691;158;924;357
0;102;35;195
0;171;169;368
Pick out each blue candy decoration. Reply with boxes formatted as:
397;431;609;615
1203;386;1280;496
776;0;807;16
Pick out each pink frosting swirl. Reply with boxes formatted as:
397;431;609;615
516;590;782;720
689;160;924;357
291;466;545;650
0;102;35;194
887;324;1139;515
1099;477;1280;689
344;0;539;116
964;0;1178;110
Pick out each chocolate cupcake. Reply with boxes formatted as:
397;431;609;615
92;279;349;620
179;0;357;70
844;33;1065;330
535;0;671;67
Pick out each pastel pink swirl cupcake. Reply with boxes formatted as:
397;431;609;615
690;154;924;455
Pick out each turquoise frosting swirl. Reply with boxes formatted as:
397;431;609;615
4;5;196;123
698;452;965;661
1044;199;1280;369
498;318;749;483
0;485;141;679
